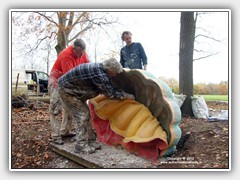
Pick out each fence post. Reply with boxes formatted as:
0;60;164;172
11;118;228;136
15;73;19;94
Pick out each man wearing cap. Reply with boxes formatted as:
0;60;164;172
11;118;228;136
48;39;90;145
57;58;135;153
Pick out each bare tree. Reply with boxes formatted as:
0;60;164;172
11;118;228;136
11;11;119;71
179;12;195;116
40;35;56;74
84;29;102;63
179;11;227;116
100;31;124;61
35;11;118;55
193;12;225;61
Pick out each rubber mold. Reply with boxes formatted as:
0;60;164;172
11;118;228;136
89;68;182;160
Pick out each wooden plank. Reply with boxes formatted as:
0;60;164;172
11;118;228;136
50;141;157;169
28;96;50;103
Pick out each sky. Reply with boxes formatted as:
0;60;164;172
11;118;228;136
11;10;229;84
88;11;229;84
129;12;228;84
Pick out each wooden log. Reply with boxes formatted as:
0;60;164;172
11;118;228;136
28;96;50;103
50;141;157;169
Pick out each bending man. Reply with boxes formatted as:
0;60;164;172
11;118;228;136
57;58;135;153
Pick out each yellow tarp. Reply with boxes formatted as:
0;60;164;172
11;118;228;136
90;95;168;144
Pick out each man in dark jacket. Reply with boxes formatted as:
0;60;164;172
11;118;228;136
58;58;135;154
120;31;148;70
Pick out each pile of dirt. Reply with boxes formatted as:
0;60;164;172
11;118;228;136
10;100;229;169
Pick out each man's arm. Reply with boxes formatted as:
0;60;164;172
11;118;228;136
97;75;135;100
83;52;90;63
138;43;148;70
120;49;125;67
143;64;147;70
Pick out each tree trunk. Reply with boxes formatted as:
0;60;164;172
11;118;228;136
179;12;196;117
55;33;66;55
55;12;68;55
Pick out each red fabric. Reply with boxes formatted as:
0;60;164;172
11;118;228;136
89;102;168;161
49;46;90;88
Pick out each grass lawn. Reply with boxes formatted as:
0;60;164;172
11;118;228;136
195;95;228;101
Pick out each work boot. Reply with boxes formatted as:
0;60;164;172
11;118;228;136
74;142;96;154
52;137;64;145
89;141;101;150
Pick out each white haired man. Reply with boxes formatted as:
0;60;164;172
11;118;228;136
57;58;135;153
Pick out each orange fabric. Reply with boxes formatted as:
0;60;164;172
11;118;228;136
49;46;90;88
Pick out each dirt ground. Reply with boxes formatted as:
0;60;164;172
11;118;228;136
10;99;229;169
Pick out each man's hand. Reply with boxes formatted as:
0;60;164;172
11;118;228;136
143;64;147;70
123;92;135;100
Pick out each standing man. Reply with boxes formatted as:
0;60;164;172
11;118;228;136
57;58;135;153
120;31;148;70
48;39;90;145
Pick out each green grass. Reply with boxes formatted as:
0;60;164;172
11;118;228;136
195;95;228;101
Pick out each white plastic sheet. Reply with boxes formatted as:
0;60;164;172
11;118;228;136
173;93;187;108
191;96;209;119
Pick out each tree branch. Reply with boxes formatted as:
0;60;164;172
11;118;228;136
68;24;93;42
35;12;58;27
69;14;118;42
67;12;74;27
194;49;206;53
194;12;198;24
65;12;74;37
72;12;88;27
193;52;220;61
25;32;57;54
195;34;223;43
